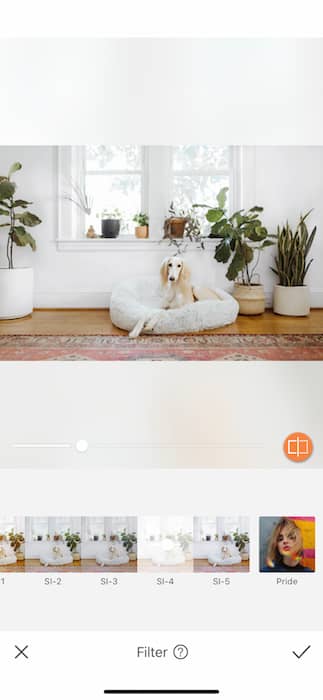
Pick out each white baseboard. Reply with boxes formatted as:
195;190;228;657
35;292;111;309
35;288;323;309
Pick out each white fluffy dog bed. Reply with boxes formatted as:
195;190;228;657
40;544;73;567
110;276;239;334
0;543;17;565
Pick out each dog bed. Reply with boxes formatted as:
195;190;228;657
96;546;129;567
208;544;242;567
110;276;239;334
0;543;17;565
39;544;73;566
151;539;186;566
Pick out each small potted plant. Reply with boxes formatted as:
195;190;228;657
271;211;316;316
120;529;137;561
64;530;81;561
0;162;42;319
195;187;275;314
133;212;149;239
100;208;122;238
232;530;250;561
164;202;189;239
8;530;25;561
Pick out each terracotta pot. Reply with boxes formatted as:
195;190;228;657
233;283;265;315
164;217;188;238
273;285;310;316
135;225;149;239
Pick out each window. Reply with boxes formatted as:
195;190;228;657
58;146;240;244
0;516;24;534
172;145;232;214
84;517;135;541
194;516;249;541
27;517;81;540
85;145;144;234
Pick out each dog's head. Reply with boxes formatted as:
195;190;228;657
160;256;191;285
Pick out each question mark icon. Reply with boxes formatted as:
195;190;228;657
173;644;189;660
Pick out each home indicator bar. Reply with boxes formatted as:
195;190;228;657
104;692;220;695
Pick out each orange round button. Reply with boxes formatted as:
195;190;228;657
283;432;313;462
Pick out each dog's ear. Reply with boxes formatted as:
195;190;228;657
160;258;169;285
180;260;191;283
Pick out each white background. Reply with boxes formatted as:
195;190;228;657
0;362;321;469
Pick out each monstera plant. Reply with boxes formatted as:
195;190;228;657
194;187;275;315
0;162;41;319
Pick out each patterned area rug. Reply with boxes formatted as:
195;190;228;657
0;334;322;360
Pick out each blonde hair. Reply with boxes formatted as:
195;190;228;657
267;518;303;566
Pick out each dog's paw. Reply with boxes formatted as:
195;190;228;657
143;322;154;333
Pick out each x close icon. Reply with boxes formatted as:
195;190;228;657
14;645;29;659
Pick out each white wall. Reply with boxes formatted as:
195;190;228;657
0;145;322;307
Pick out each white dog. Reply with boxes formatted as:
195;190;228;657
129;256;219;338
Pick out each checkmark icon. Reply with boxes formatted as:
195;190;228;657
292;645;311;659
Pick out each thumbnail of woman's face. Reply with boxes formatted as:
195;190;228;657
277;525;299;558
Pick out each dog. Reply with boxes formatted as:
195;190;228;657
129;256;220;338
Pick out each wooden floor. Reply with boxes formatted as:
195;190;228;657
0;560;25;572
139;559;193;573
0;308;322;335
194;558;249;573
25;558;137;573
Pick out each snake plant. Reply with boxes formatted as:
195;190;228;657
271;212;316;286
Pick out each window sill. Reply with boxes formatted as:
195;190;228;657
56;238;214;252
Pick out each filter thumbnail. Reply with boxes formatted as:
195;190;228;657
138;517;193;573
193;516;250;572
259;517;315;573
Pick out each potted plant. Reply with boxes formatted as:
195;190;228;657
177;531;193;560
64;531;81;561
133;212;149;239
120;529;137;561
194;187;275;314
8;530;25;561
232;530;250;561
0;162;41;319
100;208;122;238
164;202;189;239
271;212;316;316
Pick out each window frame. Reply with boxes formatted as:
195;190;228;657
57;145;242;250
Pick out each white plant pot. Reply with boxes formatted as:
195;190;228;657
273;285;310;316
0;267;34;319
